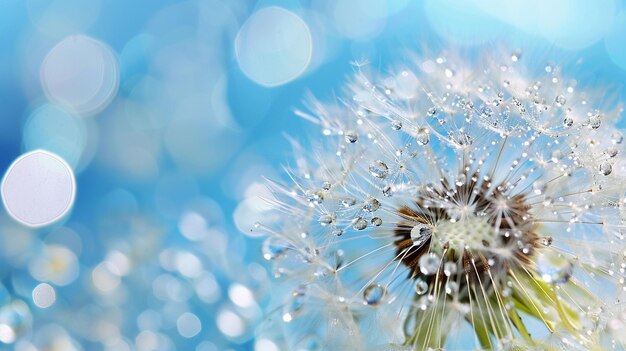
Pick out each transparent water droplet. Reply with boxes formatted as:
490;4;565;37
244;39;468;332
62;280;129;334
341;197;356;207
443;262;457;277
414;278;429;295
600;162;612;176
457;132;472;146
382;184;393;197
427;107;437;116
305;189;324;204
332;229;343;236
532;181;546;195
419;253;440;275
411;223;432;246
455;174;467;187
283;286;306;322
480;106;493;118
611;132;623;144
563;117;573;127
416;129;430;146
318;214;334;226
363;198;381;212
445;281;458;295
589;114;601;129
352;217;368;230
391;120;403;130
369;160;389;179
510;49;521;62
322;181;332;190
555;95;566;106
541;236;553;246
537;252;573;284
363;284;385;305
417;294;433;310
344;130;358;143
545;64;553;73
607;146;619;158
371;217;382;226
262;237;289;260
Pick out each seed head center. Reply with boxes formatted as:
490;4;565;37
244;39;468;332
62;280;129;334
431;215;495;251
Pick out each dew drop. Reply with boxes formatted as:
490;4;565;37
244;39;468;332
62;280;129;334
262;237;289;260
410;223;432;245
455;174;467;187
391;120;403;130
445;281;458;295
322;181;332;190
371;217;382;226
555;95;566;106
344;130;358;143
457;132;472;146
414;278;429;295
443;262;457;277
352;217;368;231
382;184;393;197
563;117;573;127
363;284;385;305
537;252;573;284
427;107;437;116
341;197;356;207
419;253;440;275
305;189;324;204
532;181;546;195
363;198;381;212
589;115;601;129
416;129;430;146
600;162;612;176
541;236;553;246
369;160;389;179
332;229;343;236
611;132;623;144
510;49;521;62
282;286;306;322
607;147;619;158
318;214;334;226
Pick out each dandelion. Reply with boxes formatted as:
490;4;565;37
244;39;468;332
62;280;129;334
254;50;626;350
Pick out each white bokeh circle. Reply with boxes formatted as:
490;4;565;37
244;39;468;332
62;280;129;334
1;150;76;227
235;7;312;87
40;35;119;115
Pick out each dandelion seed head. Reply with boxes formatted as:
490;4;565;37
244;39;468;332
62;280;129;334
255;49;626;350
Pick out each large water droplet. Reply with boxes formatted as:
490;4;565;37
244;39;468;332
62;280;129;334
536;252;573;284
443;262;457;277
563;116;574;127
555;95;566;106
419;253;440;275
369;160;389;179
318;214;334;226
410;223;432;246
416;129;430;146
589;114;601;129
600;162;613;176
363;198;381;212
371;217;382;226
262;237;289;260
352;217;368;231
344;130;358;143
414;278;428;295
363;284;385;305
611;132;623;144
341;197;356;207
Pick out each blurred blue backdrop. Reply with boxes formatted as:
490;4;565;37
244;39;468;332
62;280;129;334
0;0;626;350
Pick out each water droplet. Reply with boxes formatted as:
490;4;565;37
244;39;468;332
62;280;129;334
414;278;429;295
411;223;432;245
344;130;358;143
371;217;382;226
428;107;437;116
391;120;403;130
541;236;553;246
416;129;430;146
600;162;612;176
363;198;381;212
341;197;356;207
563;117;573;127
555;95;566;106
318;214;334;226
457;132;472;146
607;146;619;158
532;181;546;195
445;281;458;295
382;184;393;197
352;217;368;230
419;253;440;275
322;182;332;190
282;286;306;322
369;160;389;179
545;64;553;73
363;284;385;305
537;252;573;284
455;174;467;187
262;237;290;260
443;262;457;277
589;115;601;129
305;189;324;204
510;49;521;62
611;132;623;144
332;229;343;236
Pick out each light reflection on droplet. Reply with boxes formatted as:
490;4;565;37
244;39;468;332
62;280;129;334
216;309;245;338
2;150;76;228
228;284;255;308
235;7;312;87
40;35;119;115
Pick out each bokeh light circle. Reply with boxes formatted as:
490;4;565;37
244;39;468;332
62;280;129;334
1;150;76;227
40;35;119;115
235;6;312;87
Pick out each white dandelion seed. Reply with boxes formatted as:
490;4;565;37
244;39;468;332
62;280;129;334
254;49;626;351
